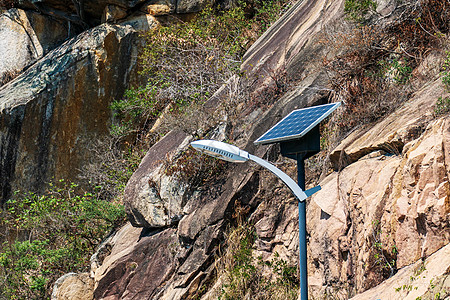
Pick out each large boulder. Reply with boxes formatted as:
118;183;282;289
124;130;191;228
176;0;210;14
94;228;179;299
51;272;94;300
329;79;446;169
0;14;157;202
0;8;73;86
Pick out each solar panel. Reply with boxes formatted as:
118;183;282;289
254;102;341;145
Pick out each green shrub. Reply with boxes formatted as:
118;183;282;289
378;58;413;84
344;0;377;24
435;96;450;115
434;51;450;116
0;181;126;299
441;51;450;90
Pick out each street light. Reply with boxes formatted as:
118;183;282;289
190;139;321;296
191;140;321;202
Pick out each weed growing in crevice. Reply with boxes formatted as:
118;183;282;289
441;51;450;89
434;96;450;116
344;0;377;24
433;51;450;116
369;220;397;279
216;221;299;300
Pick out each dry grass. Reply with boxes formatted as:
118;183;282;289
211;215;299;300
0;69;20;87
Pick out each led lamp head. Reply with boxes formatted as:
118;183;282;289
190;140;249;163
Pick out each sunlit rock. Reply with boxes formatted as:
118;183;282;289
0;8;72;86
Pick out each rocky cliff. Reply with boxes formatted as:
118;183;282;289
1;0;449;299
88;0;450;299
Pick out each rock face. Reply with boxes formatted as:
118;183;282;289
94;228;179;299
92;0;350;298
309;114;450;296
0;8;73;86
11;0;446;297
329;79;443;169
0;14;157;202
92;0;450;297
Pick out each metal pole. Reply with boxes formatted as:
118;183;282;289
297;153;308;300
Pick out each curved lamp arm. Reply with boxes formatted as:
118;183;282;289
248;154;309;202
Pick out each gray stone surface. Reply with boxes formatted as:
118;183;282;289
176;0;210;13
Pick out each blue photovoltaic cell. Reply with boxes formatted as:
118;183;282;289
254;102;341;145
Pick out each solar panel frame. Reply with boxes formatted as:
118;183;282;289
254;102;341;145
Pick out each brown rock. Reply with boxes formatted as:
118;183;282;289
141;0;175;15
392;118;450;268
329;79;446;169
124;130;190;228
93;228;178;299
87;1;450;299
242;0;345;78
101;4;128;23
91;223;142;284
307;115;450;297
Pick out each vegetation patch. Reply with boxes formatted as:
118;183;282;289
369;219;397;280
320;0;450;149
0;181;126;299
106;0;293;193
434;96;450;115
215;222;299;300
344;0;377;24
111;0;292;143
